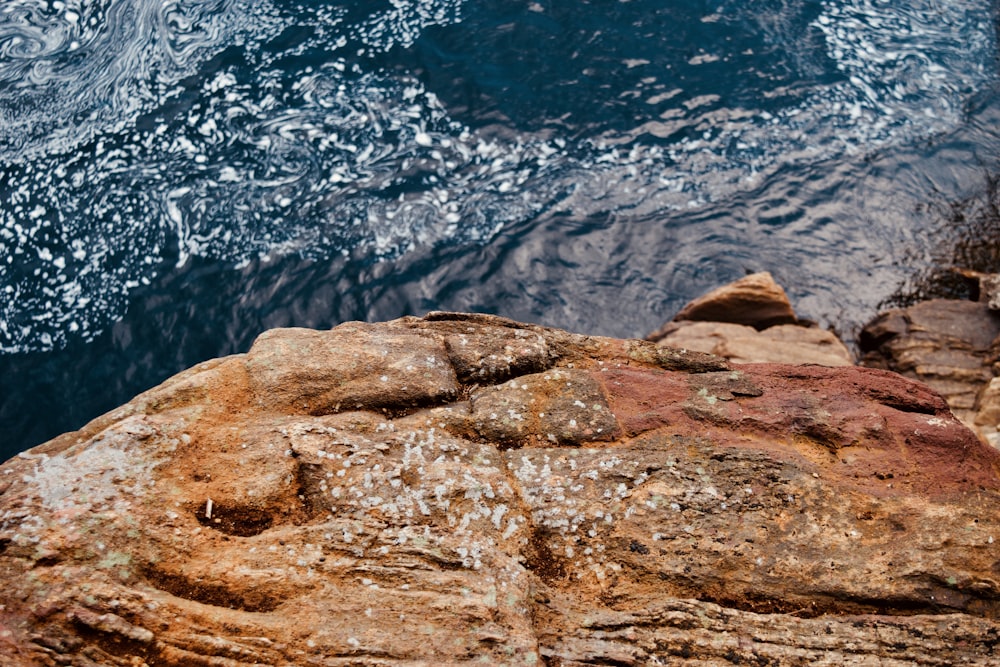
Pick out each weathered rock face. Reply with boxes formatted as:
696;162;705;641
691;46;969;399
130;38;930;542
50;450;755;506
2;313;1000;666
860;298;1000;441
667;271;798;329
954;268;1000;310
649;320;854;367
647;272;853;367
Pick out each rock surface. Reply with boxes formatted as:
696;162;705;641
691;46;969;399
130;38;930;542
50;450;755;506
649;320;854;367
647;273;853;367
954;269;1000;311
2;313;1000;665
860;299;1000;440
666;271;798;329
975;377;1000;449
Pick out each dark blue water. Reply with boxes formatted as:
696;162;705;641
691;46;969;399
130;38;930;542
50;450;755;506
3;0;1000;460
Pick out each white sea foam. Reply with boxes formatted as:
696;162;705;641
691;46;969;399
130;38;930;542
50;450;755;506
0;0;995;351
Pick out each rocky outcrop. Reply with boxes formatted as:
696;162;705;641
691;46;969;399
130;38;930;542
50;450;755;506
668;271;798;329
860;298;1000;444
2;313;999;665
649;320;854;367
647;272;854;367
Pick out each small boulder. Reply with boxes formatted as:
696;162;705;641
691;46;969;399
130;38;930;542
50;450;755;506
648;273;852;366
651;320;853;367
669;271;798;329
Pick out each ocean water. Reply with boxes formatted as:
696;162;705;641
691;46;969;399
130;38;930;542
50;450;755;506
2;0;1000;459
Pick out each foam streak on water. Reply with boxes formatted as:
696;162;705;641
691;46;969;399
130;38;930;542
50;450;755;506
0;0;996;352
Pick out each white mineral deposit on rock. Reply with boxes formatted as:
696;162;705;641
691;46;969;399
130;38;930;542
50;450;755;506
0;312;999;664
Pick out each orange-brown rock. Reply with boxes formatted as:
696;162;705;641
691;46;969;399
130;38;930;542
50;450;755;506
2;313;1000;666
647;272;852;367
666;271;798;329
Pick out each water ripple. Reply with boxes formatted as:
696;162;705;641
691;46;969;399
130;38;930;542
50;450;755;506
0;0;997;352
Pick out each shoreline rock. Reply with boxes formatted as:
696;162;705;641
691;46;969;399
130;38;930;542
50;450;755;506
2;312;1000;665
856;270;1000;447
650;271;1000;447
667;271;798;329
859;299;1000;439
647;271;854;367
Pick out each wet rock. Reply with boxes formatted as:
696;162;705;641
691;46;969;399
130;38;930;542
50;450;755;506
2;314;1000;666
860;299;1000;433
665;271;798;329
954;269;1000;310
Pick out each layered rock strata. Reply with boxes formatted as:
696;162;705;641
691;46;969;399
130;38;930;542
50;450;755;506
861;298;1000;445
649;320;854;367
1;313;999;665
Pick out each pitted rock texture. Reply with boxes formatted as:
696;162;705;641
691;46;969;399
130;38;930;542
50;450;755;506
2;313;1000;666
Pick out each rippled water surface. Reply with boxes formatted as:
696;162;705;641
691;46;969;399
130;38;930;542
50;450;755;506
3;0;1000;457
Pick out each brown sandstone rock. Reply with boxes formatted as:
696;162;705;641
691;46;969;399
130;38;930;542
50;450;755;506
2;313;1000;666
975;377;1000;449
860;299;1000;438
647;272;853;367
650;320;854;367
667;271;798;329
